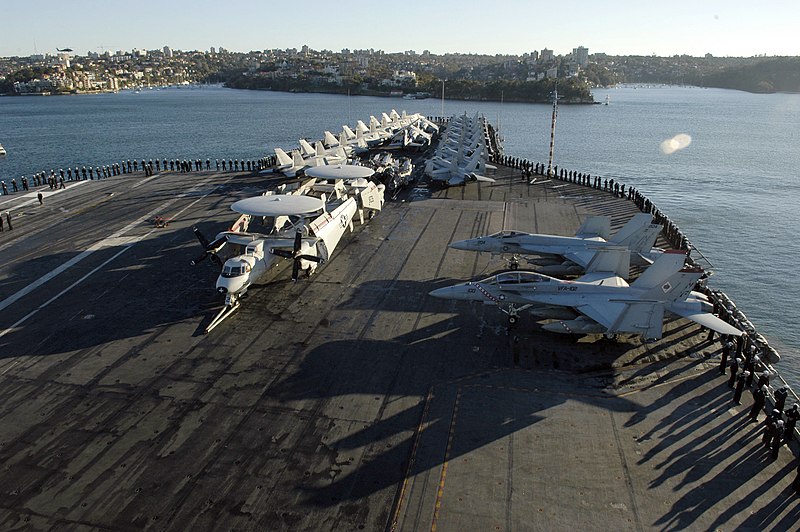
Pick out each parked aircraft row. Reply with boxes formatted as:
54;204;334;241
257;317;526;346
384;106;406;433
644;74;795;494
424;112;496;186
270;110;438;179
194;164;385;333
431;214;742;340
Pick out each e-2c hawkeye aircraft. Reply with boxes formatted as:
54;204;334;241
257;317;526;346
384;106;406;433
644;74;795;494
192;194;356;333
193;165;385;333
449;212;663;275
429;250;742;340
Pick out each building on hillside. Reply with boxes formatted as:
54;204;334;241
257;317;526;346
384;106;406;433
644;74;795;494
573;46;589;67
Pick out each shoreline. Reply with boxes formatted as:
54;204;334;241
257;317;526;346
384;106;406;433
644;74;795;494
221;84;597;104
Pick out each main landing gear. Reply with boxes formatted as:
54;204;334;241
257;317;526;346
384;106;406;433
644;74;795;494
500;303;532;327
505;254;522;270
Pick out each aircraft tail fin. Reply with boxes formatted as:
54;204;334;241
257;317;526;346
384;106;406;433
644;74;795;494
628;224;662;255
298;139;315;157
464;153;483;173
575;216;611;240
275;148;293;167
609;213;653;247
323;131;339;147
343;125;357;140
584;246;630;278
292;150;305;168
630;251;685;290
632;252;703;302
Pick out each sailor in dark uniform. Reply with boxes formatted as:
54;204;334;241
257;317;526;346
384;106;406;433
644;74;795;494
728;358;741;388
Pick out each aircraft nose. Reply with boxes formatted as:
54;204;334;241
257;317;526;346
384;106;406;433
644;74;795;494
429;285;475;301
216;277;241;295
449;239;476;251
429;286;453;299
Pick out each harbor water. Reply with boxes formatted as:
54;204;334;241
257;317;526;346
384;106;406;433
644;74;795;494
0;85;797;387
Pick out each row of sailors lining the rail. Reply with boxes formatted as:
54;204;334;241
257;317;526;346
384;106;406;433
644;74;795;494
0;155;280;196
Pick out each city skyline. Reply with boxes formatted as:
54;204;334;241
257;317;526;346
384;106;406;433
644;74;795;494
2;0;798;59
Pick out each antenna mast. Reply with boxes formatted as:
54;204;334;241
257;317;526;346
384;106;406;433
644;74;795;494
546;86;558;177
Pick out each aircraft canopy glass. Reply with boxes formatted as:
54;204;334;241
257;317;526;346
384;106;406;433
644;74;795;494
487;230;526;238
221;263;252;278
492;272;549;285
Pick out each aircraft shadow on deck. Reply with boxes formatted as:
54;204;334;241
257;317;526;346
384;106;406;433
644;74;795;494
336;276;710;373
263;322;640;508
258;309;756;526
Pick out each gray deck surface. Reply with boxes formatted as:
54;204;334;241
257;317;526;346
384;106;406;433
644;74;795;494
0;165;798;531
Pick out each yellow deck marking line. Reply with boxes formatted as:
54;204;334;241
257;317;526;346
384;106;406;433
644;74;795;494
430;386;462;532
389;386;435;532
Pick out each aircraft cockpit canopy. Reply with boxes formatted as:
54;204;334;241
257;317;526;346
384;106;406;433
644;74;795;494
488;230;528;239
485;271;550;285
221;262;252;278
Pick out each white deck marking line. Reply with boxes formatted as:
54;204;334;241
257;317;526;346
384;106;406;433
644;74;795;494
0;176;218;315
0;181;89;208
0;245;130;350
132;173;162;189
0;180;221;352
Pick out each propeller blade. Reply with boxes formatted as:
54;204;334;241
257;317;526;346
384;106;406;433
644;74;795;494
297;254;325;263
207;234;228;251
293;230;303;254
192;227;211;248
191;251;208;266
291;257;301;282
210;254;223;269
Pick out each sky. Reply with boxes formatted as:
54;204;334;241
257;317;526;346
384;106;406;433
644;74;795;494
2;0;798;58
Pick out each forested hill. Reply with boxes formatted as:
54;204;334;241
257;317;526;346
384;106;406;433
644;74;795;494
696;57;800;93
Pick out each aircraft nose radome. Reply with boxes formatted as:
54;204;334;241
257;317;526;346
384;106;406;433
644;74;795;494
429;287;452;299
429;286;466;299
449;239;476;251
217;278;240;294
429;285;475;301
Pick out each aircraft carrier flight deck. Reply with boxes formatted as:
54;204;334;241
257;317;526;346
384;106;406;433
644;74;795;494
1;164;799;530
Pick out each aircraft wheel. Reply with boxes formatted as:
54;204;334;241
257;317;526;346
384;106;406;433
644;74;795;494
508;315;518;326
510;262;519;271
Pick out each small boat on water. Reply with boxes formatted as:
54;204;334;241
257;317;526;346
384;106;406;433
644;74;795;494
0;143;6;156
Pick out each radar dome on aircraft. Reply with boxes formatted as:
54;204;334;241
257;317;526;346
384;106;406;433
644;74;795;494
304;164;375;180
230;195;324;217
